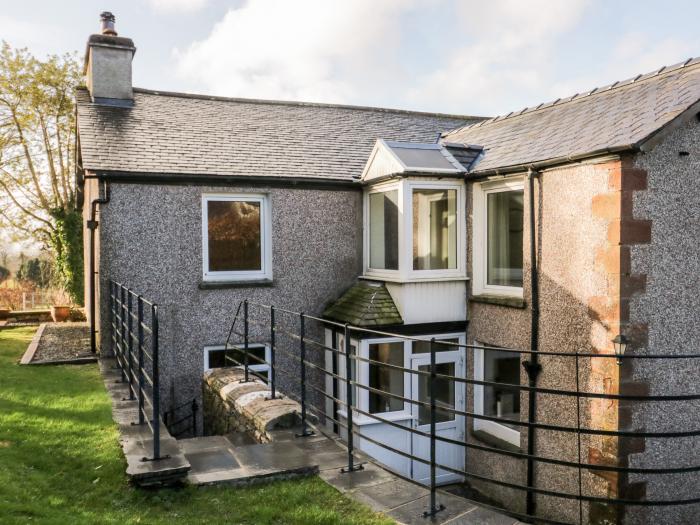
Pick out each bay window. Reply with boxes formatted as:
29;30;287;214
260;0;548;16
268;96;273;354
365;180;465;280
369;190;399;270
412;188;457;270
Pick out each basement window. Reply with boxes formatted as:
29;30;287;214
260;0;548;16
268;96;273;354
202;194;272;282
204;344;270;382
473;341;521;446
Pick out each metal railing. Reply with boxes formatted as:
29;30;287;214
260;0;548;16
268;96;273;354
164;398;198;438
108;280;166;461
221;299;700;524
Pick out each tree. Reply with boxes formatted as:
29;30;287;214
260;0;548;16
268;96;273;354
0;265;8;283
0;42;83;304
16;257;52;288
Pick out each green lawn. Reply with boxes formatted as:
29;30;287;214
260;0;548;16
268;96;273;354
0;326;392;525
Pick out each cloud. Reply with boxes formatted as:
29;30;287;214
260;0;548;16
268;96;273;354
148;0;209;13
405;0;593;115
551;32;699;97
174;0;417;103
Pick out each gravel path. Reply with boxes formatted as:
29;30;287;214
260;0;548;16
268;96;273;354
32;322;92;362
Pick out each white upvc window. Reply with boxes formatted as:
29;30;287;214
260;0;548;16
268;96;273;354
472;177;524;297
204;344;271;382
350;333;465;425
473;341;521;446
202;194;272;282
364;179;466;282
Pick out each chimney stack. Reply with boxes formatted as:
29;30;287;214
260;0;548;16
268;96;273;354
84;12;136;104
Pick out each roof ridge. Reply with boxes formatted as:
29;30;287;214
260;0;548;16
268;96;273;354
447;56;700;135
129;86;486;121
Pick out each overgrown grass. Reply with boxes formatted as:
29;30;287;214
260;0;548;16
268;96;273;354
0;326;393;524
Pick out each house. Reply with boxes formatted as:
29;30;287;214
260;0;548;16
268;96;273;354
77;13;700;525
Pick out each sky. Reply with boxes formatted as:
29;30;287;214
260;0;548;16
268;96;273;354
1;0;698;118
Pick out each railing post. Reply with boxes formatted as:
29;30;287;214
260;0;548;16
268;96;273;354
296;313;314;437
137;296;145;426
192;398;198;437
269;305;276;399
151;303;161;460
119;285;126;382
243;300;249;383
126;292;135;400
424;338;445;517
109;282;115;359
341;324;363;473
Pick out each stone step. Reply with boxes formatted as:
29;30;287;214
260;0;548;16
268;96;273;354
99;357;191;487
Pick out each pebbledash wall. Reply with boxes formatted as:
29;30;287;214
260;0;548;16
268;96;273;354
625;117;700;525
465;160;615;523
92;180;363;413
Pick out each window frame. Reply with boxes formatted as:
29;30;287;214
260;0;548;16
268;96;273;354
345;333;465;425
203;343;271;380
363;179;466;282
472;177;525;298
473;341;521;446
201;193;272;282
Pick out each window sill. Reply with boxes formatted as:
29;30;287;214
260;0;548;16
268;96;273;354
470;294;526;309
337;409;414;426
471;429;522;452
199;279;274;290
360;275;470;284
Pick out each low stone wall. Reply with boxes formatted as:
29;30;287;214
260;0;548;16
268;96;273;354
203;368;301;443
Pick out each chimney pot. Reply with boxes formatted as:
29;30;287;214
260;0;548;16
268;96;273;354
100;11;117;36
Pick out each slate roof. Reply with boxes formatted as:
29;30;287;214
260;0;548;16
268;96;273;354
444;58;700;174
76;87;479;182
323;281;403;326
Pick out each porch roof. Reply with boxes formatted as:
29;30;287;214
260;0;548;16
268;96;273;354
323;281;402;327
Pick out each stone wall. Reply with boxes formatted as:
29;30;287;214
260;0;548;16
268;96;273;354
203;367;301;443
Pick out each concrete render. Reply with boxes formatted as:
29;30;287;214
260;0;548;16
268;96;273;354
626;117;700;524
96;182;363;414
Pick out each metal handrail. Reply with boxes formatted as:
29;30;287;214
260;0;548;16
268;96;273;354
108;280;165;461
219;299;700;524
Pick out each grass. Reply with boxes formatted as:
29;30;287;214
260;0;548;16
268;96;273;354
0;326;393;525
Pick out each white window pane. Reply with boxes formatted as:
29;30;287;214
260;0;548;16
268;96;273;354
483;349;520;427
207;200;261;272
369;191;399;270
487;191;523;287
412;189;457;270
368;342;404;414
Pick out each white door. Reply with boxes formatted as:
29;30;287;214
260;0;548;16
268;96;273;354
410;347;465;485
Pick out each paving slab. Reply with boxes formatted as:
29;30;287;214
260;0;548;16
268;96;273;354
347;477;430;513
388;492;477;525
443;506;519;525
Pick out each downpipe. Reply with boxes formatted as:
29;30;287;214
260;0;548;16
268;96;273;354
87;180;110;354
524;168;542;518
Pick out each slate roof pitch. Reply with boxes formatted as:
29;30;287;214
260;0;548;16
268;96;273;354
323;281;403;326
76;87;480;182
444;57;700;174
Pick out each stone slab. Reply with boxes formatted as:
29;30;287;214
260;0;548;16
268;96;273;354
388;492;477;525
443;506;519;525
348;477;430;513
